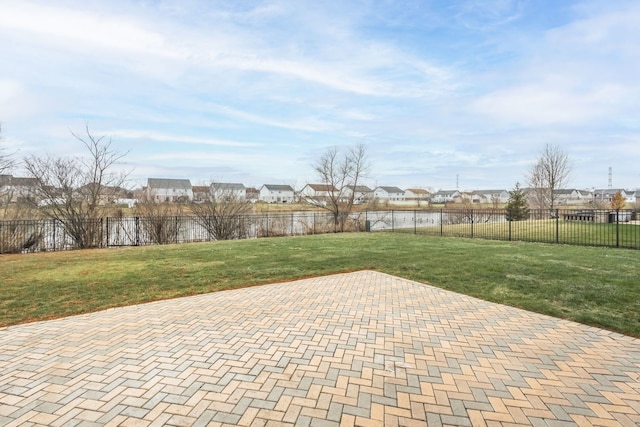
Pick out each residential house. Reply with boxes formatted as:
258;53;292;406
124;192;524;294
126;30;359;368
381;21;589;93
453;191;474;203
0;176;39;204
101;186;134;208
259;184;295;203
0;174;13;204
191;186;211;203
405;188;429;200
431;190;459;204
342;185;373;205
373;186;405;202
404;188;430;204
146;178;193;202
299;184;337;204
211;183;246;201
245;187;260;202
553;189;592;206
593;189;636;206
471;190;509;205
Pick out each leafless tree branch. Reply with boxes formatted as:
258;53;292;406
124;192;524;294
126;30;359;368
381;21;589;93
23;126;131;248
309;144;370;231
526;144;571;212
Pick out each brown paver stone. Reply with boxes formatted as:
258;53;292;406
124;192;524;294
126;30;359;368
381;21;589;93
1;270;639;426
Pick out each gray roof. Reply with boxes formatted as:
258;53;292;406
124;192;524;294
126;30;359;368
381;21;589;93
304;184;337;192
434;190;458;196
348;185;373;192
376;186;404;193
212;183;246;191
0;176;38;187
262;184;295;192
9;177;38;187
473;189;507;195
147;178;192;189
594;188;634;196
553;189;580;195
405;188;430;194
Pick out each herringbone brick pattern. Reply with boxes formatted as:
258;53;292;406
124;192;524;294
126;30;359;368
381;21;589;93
1;270;639;426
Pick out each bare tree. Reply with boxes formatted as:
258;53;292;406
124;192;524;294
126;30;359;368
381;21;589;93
191;183;252;240
526;144;571;212
135;194;183;245
23;125;129;248
308;144;369;231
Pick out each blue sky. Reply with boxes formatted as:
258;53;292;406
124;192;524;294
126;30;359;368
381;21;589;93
1;0;639;191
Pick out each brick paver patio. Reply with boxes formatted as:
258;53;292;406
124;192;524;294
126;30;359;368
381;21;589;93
1;270;639;426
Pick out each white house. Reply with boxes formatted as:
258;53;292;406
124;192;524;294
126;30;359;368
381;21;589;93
146;178;193;202
431;190;459;204
1;176;39;202
554;189;592;206
471;190;509;204
0;175;14;204
342;185;373;205
259;184;296;203
374;186;405;202
593;189;636;205
299;184;337;202
404;188;430;203
211;183;246;201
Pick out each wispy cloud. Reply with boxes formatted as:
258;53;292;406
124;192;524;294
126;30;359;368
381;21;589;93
468;0;640;130
453;0;526;30
1;0;639;189
0;2;178;58
108;130;261;148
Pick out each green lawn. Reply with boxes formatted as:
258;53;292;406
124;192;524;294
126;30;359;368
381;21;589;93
2;233;640;336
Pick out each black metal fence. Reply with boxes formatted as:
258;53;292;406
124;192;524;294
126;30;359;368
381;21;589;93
367;208;640;249
1;209;639;254
0;211;365;254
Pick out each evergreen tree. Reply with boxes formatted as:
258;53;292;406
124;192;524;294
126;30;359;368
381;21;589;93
505;182;530;221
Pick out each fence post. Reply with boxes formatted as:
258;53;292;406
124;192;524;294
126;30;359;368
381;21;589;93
53;219;56;251
291;213;294;236
104;217;108;247
365;210;368;233
440;209;443;236
391;210;395;232
414;210;417;234
135;216;140;246
266;214;269;237
555;209;559;244
616;209;620;248
470;209;474;239
508;219;512;241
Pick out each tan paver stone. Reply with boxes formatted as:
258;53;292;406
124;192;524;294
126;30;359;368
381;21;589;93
1;270;640;426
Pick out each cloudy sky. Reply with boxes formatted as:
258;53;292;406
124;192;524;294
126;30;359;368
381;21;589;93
1;0;639;191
